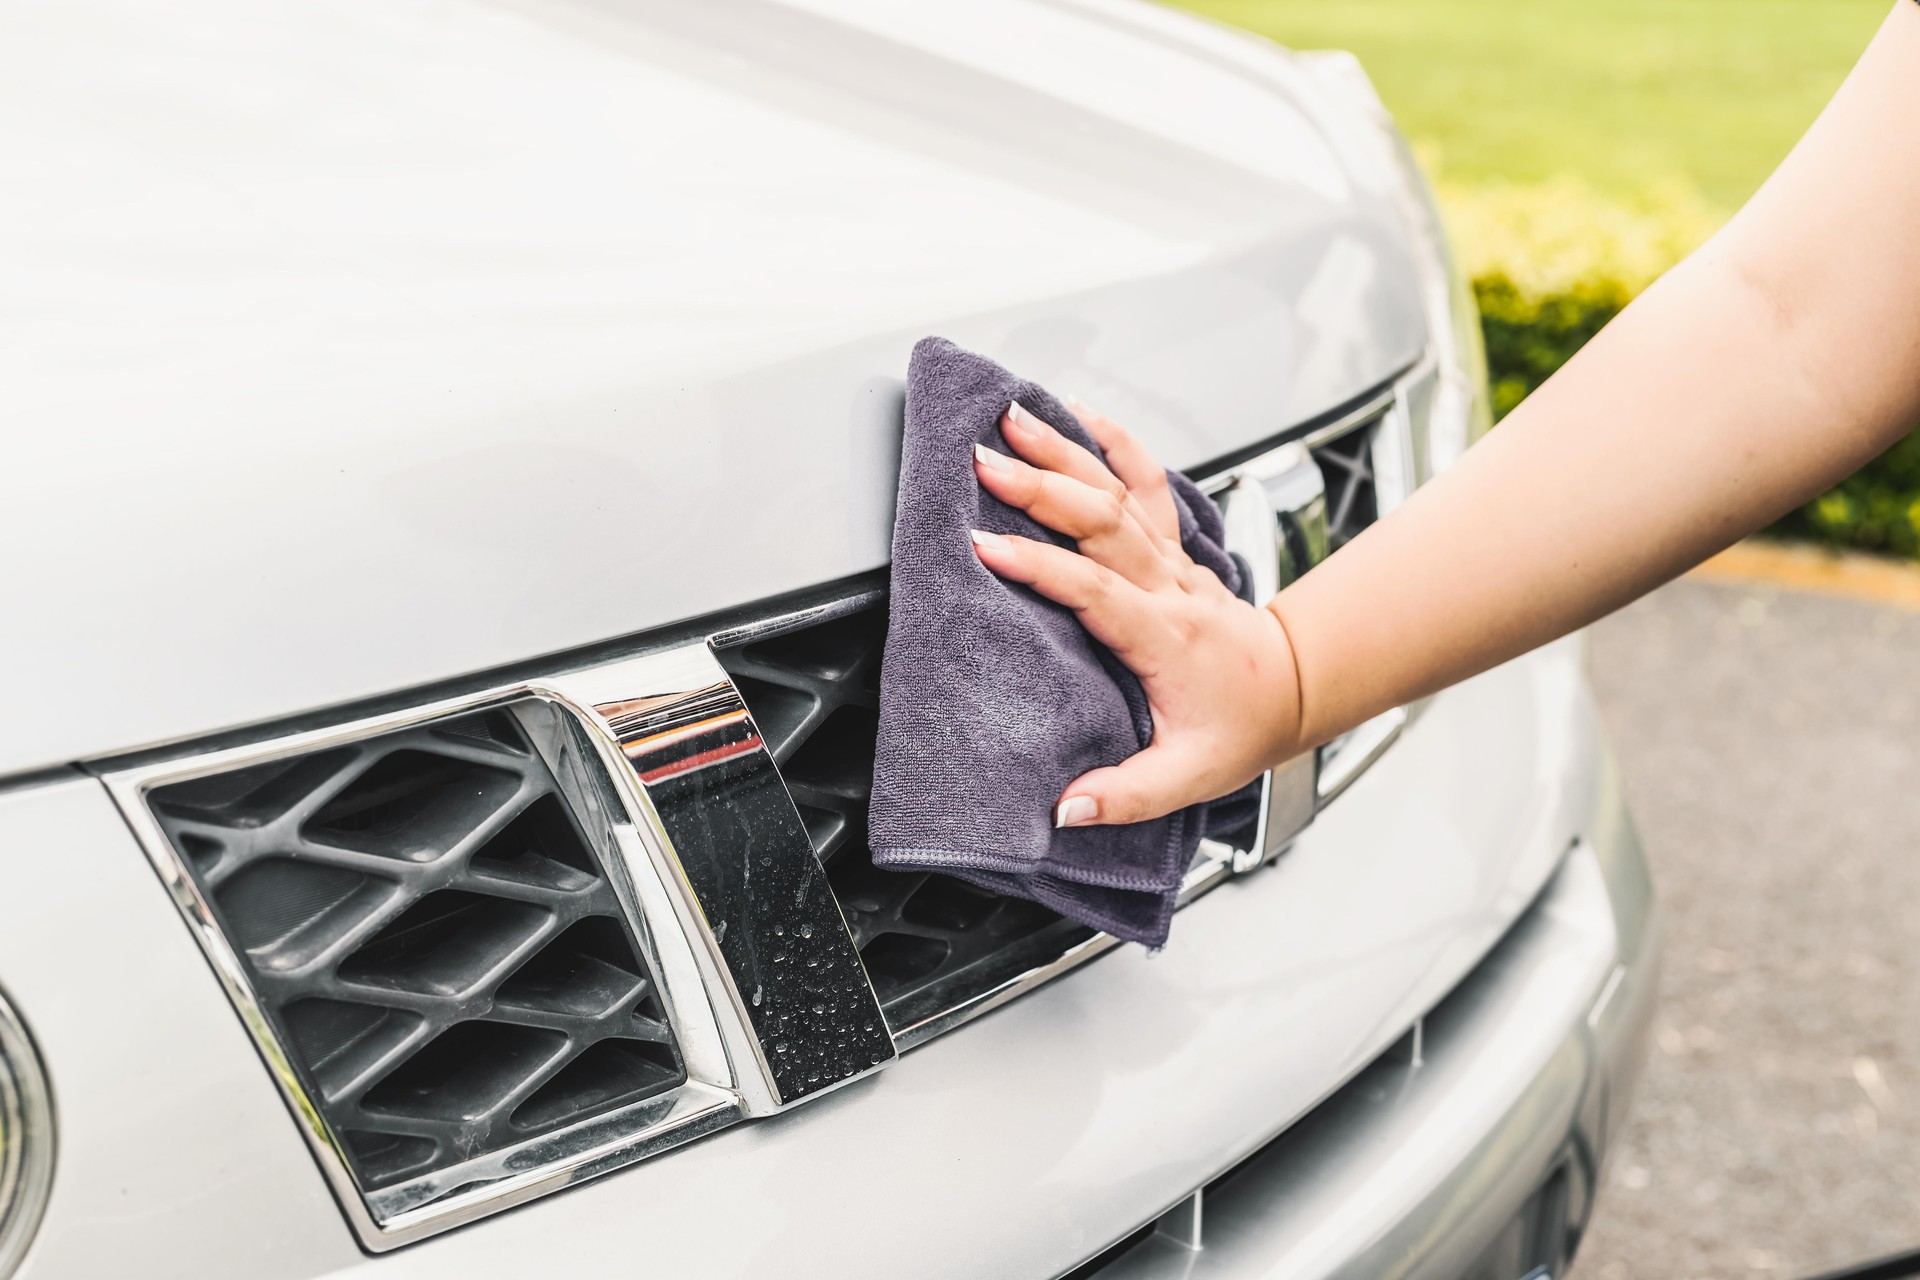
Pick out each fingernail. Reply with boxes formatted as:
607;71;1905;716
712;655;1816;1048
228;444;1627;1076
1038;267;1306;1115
1004;400;1046;438
1054;795;1098;828
969;527;1005;548
972;442;1013;473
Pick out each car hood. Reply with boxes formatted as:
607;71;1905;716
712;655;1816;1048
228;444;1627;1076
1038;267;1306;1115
0;0;1424;775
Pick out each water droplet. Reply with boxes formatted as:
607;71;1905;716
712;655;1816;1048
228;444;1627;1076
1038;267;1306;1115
808;1071;820;1083
805;956;818;968
773;924;784;936
752;985;763;1007
798;923;814;939
774;1041;789;1054
811;1002;825;1014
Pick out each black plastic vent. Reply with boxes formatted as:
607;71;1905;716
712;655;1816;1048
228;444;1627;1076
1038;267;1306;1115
148;705;683;1195
1310;421;1380;552
717;604;1094;1015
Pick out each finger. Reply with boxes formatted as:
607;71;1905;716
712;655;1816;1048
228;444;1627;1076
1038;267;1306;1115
1000;401;1129;499
1053;744;1222;827
973;444;1174;588
1067;399;1182;543
968;529;1172;662
1004;400;1180;554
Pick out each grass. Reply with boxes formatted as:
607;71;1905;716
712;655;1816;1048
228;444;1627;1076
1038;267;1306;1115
1162;0;1888;212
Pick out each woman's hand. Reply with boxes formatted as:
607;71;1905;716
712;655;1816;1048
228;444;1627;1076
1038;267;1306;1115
970;400;1304;828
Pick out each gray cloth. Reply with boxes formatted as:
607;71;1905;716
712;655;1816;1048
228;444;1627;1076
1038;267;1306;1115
869;337;1256;947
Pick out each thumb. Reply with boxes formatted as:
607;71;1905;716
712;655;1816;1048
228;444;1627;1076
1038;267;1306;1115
1054;744;1204;828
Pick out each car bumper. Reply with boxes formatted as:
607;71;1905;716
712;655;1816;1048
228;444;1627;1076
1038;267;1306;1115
1092;820;1658;1279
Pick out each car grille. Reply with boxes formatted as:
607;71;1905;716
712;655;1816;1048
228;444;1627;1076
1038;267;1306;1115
146;704;684;1196
1309;418;1379;551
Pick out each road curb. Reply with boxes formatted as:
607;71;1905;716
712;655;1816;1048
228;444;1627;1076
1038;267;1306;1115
1688;540;1920;612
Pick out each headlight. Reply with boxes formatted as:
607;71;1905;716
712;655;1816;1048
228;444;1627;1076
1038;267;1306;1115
0;989;53;1279
1296;51;1493;477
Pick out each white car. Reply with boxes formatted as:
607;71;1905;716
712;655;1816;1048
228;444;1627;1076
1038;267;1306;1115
0;2;1656;1278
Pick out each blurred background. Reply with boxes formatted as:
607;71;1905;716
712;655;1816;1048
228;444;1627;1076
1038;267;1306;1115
1154;3;1920;1278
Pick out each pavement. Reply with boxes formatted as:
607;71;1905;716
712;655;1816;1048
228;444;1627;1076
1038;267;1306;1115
1571;568;1920;1279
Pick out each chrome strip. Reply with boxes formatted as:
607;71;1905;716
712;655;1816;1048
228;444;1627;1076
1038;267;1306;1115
1197;384;1395;499
565;644;896;1113
1299;383;1398;450
707;586;886;651
368;1083;739;1232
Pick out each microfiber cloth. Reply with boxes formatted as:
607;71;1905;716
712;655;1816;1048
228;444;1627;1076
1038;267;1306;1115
869;337;1258;947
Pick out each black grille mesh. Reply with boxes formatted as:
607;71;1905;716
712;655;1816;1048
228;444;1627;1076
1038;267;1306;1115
716;606;1086;1013
1310;421;1380;551
149;706;683;1193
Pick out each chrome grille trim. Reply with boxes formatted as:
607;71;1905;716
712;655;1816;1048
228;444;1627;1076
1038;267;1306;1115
103;649;894;1252
708;587;887;652
577;646;896;1112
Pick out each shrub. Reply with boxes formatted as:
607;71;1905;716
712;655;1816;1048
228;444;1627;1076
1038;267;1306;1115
1767;430;1920;558
1473;274;1630;420
1440;172;1920;559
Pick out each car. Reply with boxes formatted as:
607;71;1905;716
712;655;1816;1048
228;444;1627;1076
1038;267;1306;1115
0;1;1658;1277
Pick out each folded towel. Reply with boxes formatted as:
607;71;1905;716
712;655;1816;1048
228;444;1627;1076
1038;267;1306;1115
869;337;1256;947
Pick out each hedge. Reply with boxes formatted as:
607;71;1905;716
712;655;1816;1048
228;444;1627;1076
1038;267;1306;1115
1451;177;1920;560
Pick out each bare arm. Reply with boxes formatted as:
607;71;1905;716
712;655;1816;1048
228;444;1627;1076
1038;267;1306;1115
972;1;1920;826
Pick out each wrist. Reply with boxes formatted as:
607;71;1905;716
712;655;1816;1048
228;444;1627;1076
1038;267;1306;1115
1260;594;1312;764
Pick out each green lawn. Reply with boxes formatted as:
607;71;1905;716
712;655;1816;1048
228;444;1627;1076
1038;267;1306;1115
1163;0;1889;211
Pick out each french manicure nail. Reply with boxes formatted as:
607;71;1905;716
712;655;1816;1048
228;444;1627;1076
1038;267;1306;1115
969;527;1005;548
1004;400;1045;438
973;442;1013;473
1054;795;1098;828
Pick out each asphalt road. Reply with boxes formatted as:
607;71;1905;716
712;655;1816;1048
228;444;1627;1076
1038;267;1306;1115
1572;575;1920;1280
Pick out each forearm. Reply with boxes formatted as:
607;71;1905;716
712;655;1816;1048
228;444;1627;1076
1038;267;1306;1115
1270;0;1920;752
1272;250;1860;747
